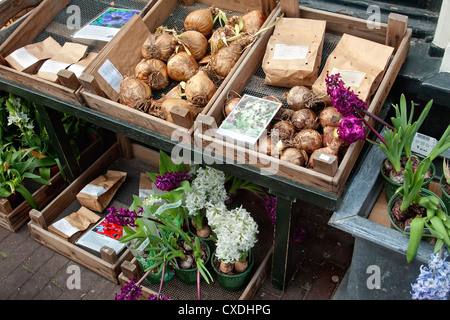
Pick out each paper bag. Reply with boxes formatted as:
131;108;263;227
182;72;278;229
67;52;99;78
5;37;62;74
262;18;326;88
312;34;394;104
37;42;88;82
48;207;101;242
76;170;127;212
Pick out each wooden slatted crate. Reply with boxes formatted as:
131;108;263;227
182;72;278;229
0;0;155;105
27;140;162;283
193;0;412;197
79;0;279;142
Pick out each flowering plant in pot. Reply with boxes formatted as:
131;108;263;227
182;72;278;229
325;74;435;201
0;144;55;209
206;202;259;291
440;158;450;211
388;125;450;263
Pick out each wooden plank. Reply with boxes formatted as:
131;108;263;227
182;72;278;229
0;198;13;214
0;65;83;105
0;0;42;33
280;0;300;18
57;69;81;91
239;246;273;300
313;152;338;176
0;0;70;57
298;6;388;44
386;13;408;52
28;221;133;283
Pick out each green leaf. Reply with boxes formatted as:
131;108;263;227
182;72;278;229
159;151;177;175
147;172;158;182
406;217;425;263
430;216;450;247
15;184;37;209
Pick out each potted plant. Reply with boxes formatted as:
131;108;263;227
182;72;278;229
206;202;259;292
387;125;450;263
0;144;55;210
325;74;435;201
440;158;450;211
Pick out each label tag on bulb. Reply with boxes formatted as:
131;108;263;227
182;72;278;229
411;133;437;157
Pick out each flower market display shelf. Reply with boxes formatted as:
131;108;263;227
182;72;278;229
194;3;411;197
79;0;279;141
0;0;155;106
27;141;162;283
118;198;274;300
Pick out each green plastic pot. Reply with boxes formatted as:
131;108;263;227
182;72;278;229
381;157;435;202
387;188;447;238
175;238;210;285
138;261;175;285
211;250;254;292
440;175;450;213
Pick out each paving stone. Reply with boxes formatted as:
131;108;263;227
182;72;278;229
0;266;33;300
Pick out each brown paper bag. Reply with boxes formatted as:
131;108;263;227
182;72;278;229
312;34;394;103
67;52;99;78
36;42;88;82
262;18;326;88
48;207;101;242
5;37;62;73
76;170;127;212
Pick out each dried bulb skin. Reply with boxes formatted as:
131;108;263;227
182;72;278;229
177;30;208;60
294;129;323;153
167;52;199;82
119;77;152;108
271;120;296;140
280;147;308;166
291;108;319;130
229;10;265;34
210;36;252;77
142;33;177;61
135;59;169;90
184;7;215;37
284;86;311;111
185;71;217;107
209;25;236;55
319;106;343;128
224;97;240;116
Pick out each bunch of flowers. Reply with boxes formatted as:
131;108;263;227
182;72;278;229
185;166;228;230
206;202;258;270
154;171;190;191
411;250;450;300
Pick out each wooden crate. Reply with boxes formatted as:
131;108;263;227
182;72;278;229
0;170;66;232
193;1;412;197
0;0;155;105
27;140;162;283
79;0;280;142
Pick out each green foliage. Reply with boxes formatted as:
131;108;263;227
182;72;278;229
0;144;55;209
395;124;450;262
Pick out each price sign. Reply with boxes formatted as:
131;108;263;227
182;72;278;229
411;133;437;157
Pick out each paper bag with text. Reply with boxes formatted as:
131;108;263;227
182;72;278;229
37;42;88;83
76;170;127;212
312;34;394;104
5;37;62;74
48;207;100;242
262;18;326;88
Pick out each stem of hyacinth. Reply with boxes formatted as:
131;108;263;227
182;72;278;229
158;260;166;299
361;116;387;146
358;109;394;131
431;247;445;278
197;268;201;300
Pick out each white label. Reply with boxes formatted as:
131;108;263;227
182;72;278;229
51;218;80;237
331;68;366;87
39;60;70;74
319;153;331;161
79;184;107;197
9;47;39;68
273;44;309;60
98;59;123;93
412;133;438;157
67;64;86;78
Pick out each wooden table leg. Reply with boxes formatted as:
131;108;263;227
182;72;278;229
271;194;297;291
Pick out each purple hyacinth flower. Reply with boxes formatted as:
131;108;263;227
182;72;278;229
337;115;367;145
115;279;142;300
154;171;190;191
105;206;142;227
